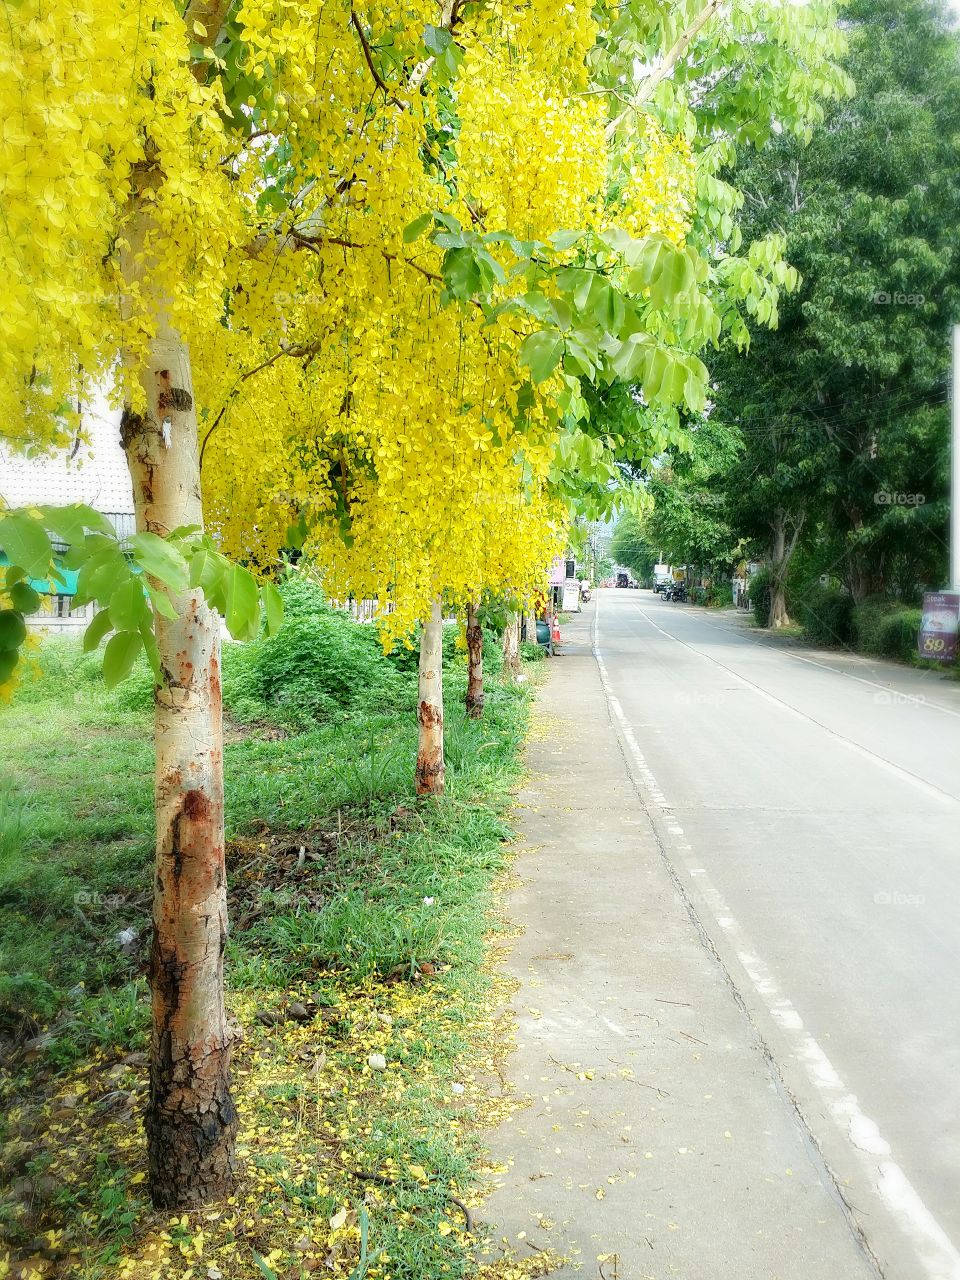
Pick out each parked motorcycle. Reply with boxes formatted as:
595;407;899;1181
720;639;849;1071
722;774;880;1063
662;582;688;603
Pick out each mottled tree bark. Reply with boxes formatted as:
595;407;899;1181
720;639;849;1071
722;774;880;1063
121;260;235;1207
416;598;445;795
465;602;484;720
769;509;803;630
502;612;521;681
523;602;538;646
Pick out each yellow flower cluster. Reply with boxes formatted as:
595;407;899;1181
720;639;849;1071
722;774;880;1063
617;120;697;246
1;0;700;635
198;0;620;635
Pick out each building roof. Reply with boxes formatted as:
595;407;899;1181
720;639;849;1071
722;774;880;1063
0;394;134;517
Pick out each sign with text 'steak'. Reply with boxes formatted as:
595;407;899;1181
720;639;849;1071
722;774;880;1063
918;592;960;663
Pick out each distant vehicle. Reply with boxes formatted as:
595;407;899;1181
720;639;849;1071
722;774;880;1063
616;571;630;588
653;562;673;594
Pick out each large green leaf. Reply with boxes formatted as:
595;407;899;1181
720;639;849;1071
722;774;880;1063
262;581;284;635
129;531;189;593
225;563;260;640
83;609;114;653
519;331;564;384
102;630;143;689
109;577;149;632
0;513;51;578
8;582;41;614
0;610;27;652
41;504;114;543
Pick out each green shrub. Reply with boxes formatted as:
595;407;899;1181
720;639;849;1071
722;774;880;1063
852;596;894;654
690;586;707;605
519;640;544;662
252;613;415;726
275;573;330;618
877;608;922;662
706;582;733;608
797;585;854;647
750;569;772;627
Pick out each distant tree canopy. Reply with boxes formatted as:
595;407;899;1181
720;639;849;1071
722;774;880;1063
646;0;960;619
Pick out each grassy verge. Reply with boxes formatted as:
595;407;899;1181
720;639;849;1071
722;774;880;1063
0;601;546;1280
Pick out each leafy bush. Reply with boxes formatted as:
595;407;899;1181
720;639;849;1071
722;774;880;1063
706;582;733;608
853;597;922;662
797;585;854;647
690;586;707;606
252;612;415;726
878;609;922;662
749;568;772;627
519;640;544;662
274;573;329;618
852;596;898;655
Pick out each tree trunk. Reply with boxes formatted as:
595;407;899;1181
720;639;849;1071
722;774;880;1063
502;613;521;681
120;312;235;1206
769;511;792;629
416;598;445;795
523;602;538;645
465;602;484;720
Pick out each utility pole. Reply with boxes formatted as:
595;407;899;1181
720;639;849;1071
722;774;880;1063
952;324;960;589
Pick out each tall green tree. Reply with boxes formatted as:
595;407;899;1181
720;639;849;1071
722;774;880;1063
646;418;744;578
708;0;960;611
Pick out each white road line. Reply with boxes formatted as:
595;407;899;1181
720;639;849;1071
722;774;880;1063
592;592;960;1280
666;601;960;721
632;600;958;807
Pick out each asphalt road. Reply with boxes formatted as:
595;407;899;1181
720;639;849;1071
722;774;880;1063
594;588;960;1280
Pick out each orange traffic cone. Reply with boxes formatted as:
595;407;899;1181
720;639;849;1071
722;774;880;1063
551;614;561;644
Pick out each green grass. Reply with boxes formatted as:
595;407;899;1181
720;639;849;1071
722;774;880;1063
0;621;535;1280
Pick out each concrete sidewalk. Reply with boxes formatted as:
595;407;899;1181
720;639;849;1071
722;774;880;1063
480;606;876;1280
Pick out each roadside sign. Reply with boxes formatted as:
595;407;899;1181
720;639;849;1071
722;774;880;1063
918;591;960;662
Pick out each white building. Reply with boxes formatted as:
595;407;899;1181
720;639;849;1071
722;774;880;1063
0;396;132;630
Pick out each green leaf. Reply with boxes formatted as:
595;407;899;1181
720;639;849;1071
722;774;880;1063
403;212;434;244
225;563;260;640
0;648;19;685
41;503;114;542
262;581;284;635
139;620;162;682
550;229;586;251
519;331;564;384
9;582;41;614
102;630;143;689
129;532;189;593
423;23;452;54
147;584;179;622
0;610;27;652
109;577;149;632
193;549;229;614
443;247;482;298
0;513;51;578
83;609;114;653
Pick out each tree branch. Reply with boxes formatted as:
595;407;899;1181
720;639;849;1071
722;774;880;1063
606;0;722;137
350;9;401;104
